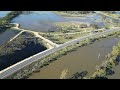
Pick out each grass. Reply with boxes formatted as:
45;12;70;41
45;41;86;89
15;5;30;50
41;32;89;44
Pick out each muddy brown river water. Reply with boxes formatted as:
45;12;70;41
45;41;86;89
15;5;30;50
28;36;120;79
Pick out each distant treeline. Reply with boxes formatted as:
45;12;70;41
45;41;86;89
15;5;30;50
60;11;117;15
102;11;116;14
59;11;95;14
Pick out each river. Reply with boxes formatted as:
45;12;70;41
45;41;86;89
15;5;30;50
28;36;120;79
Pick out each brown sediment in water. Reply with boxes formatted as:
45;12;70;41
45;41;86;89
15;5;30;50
28;37;120;79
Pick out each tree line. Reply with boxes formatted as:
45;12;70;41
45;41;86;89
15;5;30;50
0;11;22;32
59;11;95;14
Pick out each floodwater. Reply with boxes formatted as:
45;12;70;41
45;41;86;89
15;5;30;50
11;11;105;32
0;29;19;46
0;11;11;18
28;37;120;79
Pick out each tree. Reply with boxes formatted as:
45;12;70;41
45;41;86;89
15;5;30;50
90;24;99;29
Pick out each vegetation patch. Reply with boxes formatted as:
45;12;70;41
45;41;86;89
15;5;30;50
41;32;89;44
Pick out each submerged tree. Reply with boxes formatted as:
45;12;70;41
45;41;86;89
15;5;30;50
60;69;69;79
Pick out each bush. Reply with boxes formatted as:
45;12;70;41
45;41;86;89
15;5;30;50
70;71;88;79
